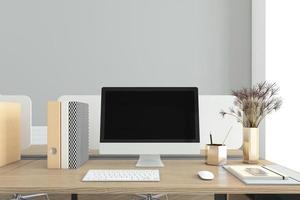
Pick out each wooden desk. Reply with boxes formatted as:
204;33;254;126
1;159;300;200
21;144;243;158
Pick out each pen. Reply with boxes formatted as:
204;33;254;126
210;132;213;145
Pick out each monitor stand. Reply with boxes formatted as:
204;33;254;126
136;155;164;167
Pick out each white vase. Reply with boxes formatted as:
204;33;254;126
243;128;259;164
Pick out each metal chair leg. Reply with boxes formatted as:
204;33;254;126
134;194;167;200
11;193;49;200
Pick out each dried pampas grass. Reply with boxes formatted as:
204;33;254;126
220;81;282;128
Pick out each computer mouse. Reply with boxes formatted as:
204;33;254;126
198;171;214;180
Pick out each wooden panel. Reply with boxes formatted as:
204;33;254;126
0;160;34;175
48;194;70;200
0;102;21;167
47;102;61;169
22;145;99;156
22;145;48;156
0;95;32;150
0;159;300;194
22;144;240;157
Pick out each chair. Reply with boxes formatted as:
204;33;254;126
11;193;49;200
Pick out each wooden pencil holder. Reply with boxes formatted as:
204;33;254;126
206;144;227;166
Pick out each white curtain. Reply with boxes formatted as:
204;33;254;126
266;0;300;172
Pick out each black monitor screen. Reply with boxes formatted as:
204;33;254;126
100;87;199;143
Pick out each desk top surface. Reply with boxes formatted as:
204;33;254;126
1;159;300;194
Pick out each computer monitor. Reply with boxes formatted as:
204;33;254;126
100;87;200;167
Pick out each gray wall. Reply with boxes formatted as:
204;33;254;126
0;0;251;125
252;0;266;159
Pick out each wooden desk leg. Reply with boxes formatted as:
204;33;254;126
71;194;78;200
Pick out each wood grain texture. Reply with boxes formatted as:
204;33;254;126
0;160;34;175
0;103;21;167
22;145;99;156
47;101;61;169
22;145;47;156
22;145;240;157
0;160;299;195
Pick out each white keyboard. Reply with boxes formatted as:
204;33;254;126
82;169;160;182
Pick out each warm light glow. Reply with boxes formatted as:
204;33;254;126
266;0;300;172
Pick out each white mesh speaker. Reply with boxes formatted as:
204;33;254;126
61;101;89;169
